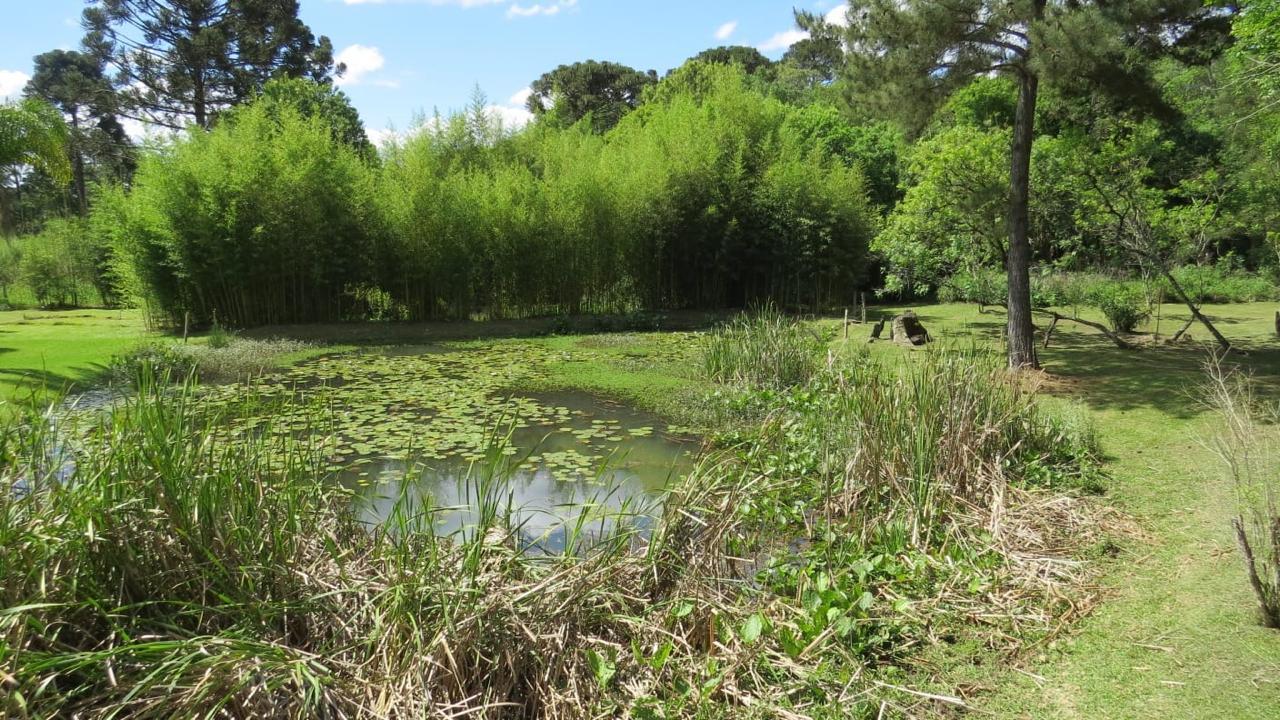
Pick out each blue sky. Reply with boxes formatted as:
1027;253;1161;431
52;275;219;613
0;0;848;141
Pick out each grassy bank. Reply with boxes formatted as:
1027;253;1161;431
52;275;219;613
2;309;1105;717
854;302;1280;717
1;302;1277;716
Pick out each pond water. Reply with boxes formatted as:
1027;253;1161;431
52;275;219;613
203;343;700;548
342;390;695;551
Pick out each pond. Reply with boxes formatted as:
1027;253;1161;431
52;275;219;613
203;342;700;549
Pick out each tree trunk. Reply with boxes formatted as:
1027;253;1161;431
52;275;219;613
1006;68;1040;369
1162;268;1231;351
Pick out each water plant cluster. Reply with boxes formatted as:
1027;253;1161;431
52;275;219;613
0;312;1108;717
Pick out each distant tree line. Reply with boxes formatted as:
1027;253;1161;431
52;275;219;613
3;1;1279;352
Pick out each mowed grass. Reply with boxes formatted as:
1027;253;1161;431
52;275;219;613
0;308;156;415
846;302;1280;718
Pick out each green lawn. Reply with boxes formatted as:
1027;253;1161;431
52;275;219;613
859;302;1280;719
0;308;156;415
2;301;1278;716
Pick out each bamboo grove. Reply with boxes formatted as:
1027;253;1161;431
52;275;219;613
94;65;879;327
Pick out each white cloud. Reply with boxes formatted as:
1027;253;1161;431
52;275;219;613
0;70;31;100
507;0;576;18
508;87;533;106
825;5;850;27
334;44;385;86
714;20;738;41
487;103;532;128
758;29;808;52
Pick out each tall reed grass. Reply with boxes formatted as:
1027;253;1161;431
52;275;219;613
1204;358;1280;628
702;306;824;389
0;380;774;717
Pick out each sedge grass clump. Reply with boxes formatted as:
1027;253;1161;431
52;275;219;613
1204;358;1280;628
110;337;310;385
0;379;824;718
702;306;823;390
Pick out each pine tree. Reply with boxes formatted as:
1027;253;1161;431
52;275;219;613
82;0;340;130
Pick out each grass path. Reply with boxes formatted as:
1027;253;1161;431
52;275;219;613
895;303;1280;718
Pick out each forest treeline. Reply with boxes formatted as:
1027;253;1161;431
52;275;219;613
3;1;1279;330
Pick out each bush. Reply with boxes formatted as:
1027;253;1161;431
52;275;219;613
1;219;110;308
939;266;1005;306
703;306;823;389
108;71;877;326
109;100;379;327
1163;261;1280;304
0;242;20;302
1090;281;1150;333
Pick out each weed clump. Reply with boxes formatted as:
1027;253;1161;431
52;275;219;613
702;306;824;389
1204;359;1280;628
111;336;309;385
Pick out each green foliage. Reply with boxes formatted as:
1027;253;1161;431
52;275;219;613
0;98;70;185
876;126;1009;296
526;60;657;132
937;266;1006;306
702;307;823;390
83;0;339;128
13;219;104;308
234;77;376;161
0;242;20;303
374;64;875;321
1163;260;1280;304
109;98;378;326
1090;281;1151;333
684;46;776;77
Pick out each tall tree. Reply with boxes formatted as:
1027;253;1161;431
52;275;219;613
0;99;71;235
685;46;777;77
836;0;1231;368
26;50;130;214
82;0;341;130
526;60;657;133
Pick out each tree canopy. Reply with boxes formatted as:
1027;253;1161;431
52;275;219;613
526;60;657;133
82;0;340;129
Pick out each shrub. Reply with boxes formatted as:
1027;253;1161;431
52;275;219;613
1164;261;1280;304
939;266;1005;306
0;241;20;301
109;100;379;327
703;306;823;389
1090;281;1150;333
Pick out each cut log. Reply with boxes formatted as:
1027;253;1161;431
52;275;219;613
1274;311;1279;338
